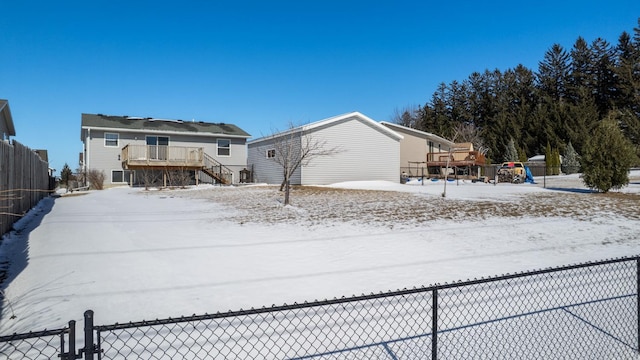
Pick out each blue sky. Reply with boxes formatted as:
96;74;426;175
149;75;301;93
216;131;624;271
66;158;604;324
1;1;638;174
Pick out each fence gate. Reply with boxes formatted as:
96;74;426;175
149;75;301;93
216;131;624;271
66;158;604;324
0;321;76;360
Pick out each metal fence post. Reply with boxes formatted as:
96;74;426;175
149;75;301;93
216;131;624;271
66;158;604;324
432;288;438;360
68;320;76;360
84;310;95;360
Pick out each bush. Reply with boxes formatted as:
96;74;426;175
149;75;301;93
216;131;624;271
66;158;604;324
581;117;638;192
87;169;105;190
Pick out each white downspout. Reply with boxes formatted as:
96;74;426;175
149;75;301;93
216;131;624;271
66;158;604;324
86;128;91;186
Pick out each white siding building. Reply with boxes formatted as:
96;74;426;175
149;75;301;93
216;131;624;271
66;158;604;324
248;112;403;185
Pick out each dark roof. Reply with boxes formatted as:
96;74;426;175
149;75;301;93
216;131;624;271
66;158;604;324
0;99;16;136
81;113;251;138
34;149;48;162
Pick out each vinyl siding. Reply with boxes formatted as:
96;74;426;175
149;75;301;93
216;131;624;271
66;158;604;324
380;124;452;168
301;117;400;185
247;136;302;185
396;130;430;167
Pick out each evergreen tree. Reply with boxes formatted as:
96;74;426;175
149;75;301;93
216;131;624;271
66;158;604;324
545;142;553;175
511;65;538;156
590;38;617;117
517;146;528;162
565;86;599;154
60;163;73;185
552;147;562;175
613;28;640;149
420;83;454;139
537;44;570;102
581;115;638;192
503;138;518;162
562;141;581;174
568;37;595;102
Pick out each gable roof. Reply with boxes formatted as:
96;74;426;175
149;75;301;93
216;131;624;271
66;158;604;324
379;121;453;146
0;99;16;137
81;113;251;139
249;111;403;145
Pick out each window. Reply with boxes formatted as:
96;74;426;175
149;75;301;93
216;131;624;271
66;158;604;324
146;136;169;146
112;170;133;184
146;136;169;160
266;149;275;158
217;139;230;156
105;133;119;147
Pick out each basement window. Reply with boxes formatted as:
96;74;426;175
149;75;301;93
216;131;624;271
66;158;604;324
112;170;133;184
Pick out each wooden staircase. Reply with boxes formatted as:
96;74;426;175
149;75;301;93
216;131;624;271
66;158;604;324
202;153;233;184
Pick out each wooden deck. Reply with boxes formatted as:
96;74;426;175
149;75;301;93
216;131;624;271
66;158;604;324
121;145;204;170
121;144;233;184
426;150;486;167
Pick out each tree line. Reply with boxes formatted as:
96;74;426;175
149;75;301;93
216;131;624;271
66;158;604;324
394;18;640;165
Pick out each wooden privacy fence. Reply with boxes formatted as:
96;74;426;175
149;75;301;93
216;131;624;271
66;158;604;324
0;140;51;236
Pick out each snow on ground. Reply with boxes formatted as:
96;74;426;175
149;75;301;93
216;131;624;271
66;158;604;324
0;172;639;334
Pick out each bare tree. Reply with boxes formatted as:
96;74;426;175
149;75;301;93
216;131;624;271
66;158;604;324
390;104;421;128
167;168;192;189
139;168;161;190
452;122;488;155
270;124;340;205
86;169;105;190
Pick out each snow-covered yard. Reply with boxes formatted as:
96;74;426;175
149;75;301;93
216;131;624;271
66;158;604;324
0;172;639;335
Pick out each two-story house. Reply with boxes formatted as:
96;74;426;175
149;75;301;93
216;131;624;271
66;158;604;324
81;113;251;188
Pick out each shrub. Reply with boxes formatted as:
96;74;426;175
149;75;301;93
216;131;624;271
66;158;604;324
581;117;638;192
87;169;105;190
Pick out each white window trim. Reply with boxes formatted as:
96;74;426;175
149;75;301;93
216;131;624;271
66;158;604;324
105;133;119;147
111;169;134;184
266;149;276;159
111;169;126;183
217;139;231;157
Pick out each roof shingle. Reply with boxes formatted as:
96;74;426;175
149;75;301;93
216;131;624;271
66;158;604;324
81;113;250;137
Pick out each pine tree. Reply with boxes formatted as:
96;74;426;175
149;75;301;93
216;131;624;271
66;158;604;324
552;147;562;175
537;44;570;102
517;146;528;162
590;38;617;117
545;142;553;175
503;138;518;162
60;163;73;186
562;142;581;174
581;115;638;192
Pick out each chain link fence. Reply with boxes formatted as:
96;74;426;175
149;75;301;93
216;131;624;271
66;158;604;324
1;256;638;359
0;325;73;360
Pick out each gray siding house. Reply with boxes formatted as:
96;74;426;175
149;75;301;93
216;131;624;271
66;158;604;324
248;112;403;185
0;99;16;141
81;113;251;187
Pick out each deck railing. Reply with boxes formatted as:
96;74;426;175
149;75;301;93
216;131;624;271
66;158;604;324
121;145;204;169
426;150;486;166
